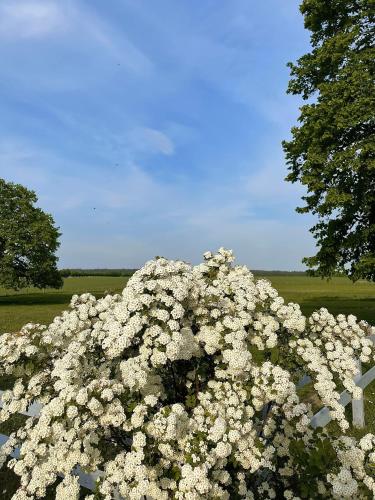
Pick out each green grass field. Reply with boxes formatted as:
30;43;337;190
0;276;130;333
264;275;375;325
0;275;374;498
0;275;374;333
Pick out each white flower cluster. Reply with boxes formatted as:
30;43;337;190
327;434;375;498
290;308;374;431
0;248;374;499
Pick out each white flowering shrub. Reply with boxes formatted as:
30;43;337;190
1;248;375;499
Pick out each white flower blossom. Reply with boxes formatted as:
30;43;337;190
0;249;374;499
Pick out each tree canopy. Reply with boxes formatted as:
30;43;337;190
283;0;375;281
0;178;63;290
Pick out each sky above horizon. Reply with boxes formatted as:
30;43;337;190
0;0;316;270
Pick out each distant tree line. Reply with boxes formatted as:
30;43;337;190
252;270;346;277
59;268;137;278
252;270;307;276
59;269;347;279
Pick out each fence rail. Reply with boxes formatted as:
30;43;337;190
1;334;375;492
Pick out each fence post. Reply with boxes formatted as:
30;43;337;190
352;358;365;428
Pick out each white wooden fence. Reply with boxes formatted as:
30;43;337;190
1;334;374;493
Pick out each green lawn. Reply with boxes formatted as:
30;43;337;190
264;275;375;325
0;274;374;334
0;276;129;333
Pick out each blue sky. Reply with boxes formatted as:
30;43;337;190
0;0;315;270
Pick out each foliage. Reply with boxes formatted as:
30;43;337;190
0;179;62;290
283;0;375;281
0;249;375;499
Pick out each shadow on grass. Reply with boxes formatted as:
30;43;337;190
0;293;73;306
0;290;120;307
1;293;374;321
299;296;375;324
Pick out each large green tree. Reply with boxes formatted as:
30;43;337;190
283;0;375;280
0;179;63;289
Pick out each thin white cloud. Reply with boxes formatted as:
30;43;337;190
59;216;314;271
129;127;175;156
0;1;67;39
243;156;305;205
83;19;153;76
0;138;167;212
122;1;308;126
0;137;315;270
0;1;315;270
0;0;153;89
